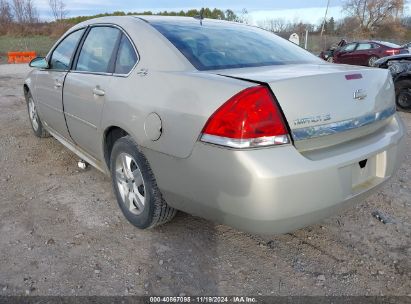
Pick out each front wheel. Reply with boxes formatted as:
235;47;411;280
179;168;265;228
110;136;177;229
395;79;411;112
26;92;49;138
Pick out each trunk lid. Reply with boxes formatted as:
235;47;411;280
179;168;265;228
215;64;395;151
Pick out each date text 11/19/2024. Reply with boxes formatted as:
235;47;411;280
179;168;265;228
149;296;257;303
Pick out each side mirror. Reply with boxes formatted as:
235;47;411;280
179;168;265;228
29;57;49;69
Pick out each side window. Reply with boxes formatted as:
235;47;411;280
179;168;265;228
50;29;85;70
76;27;121;73
356;43;372;51
341;43;356;52
114;35;138;74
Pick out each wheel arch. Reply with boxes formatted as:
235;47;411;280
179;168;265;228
368;55;379;66
394;73;411;84
102;125;130;168
23;83;30;100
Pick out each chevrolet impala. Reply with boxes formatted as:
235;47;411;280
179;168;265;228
24;16;406;234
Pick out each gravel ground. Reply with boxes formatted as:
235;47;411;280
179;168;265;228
0;64;410;296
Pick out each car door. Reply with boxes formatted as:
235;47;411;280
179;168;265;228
63;26;122;157
335;43;357;64
34;28;85;141
353;43;373;66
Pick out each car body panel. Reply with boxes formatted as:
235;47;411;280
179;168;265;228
374;54;411;67
32;69;73;141
24;16;406;234
319;39;347;62
143;113;405;234
63;72;112;157
334;42;358;64
100;70;253;159
214;64;395;150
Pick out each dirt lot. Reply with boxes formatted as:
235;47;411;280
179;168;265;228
0;64;410;296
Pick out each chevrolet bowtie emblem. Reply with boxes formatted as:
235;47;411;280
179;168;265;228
354;89;367;100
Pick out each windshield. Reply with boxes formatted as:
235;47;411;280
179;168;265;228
150;19;322;71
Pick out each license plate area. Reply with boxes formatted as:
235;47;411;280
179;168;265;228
339;150;389;197
351;156;377;189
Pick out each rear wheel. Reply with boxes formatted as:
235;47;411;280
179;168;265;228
368;56;378;67
110;136;177;229
395;79;411;112
26;92;49;138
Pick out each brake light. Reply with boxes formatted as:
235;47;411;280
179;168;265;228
201;86;290;148
385;49;400;56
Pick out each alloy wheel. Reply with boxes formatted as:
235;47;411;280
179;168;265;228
368;56;378;67
115;152;146;215
28;98;39;131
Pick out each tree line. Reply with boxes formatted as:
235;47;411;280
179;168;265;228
0;0;409;42
0;1;250;36
0;1;246;25
258;0;408;41
64;8;248;24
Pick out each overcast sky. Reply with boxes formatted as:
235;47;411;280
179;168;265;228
34;0;404;25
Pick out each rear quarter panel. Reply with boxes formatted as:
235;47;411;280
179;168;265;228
101;71;252;159
61;17;254;160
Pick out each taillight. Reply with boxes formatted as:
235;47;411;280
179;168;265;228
385;49;400;56
201;86;290;148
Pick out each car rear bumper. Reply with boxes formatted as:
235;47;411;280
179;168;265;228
144;113;406;235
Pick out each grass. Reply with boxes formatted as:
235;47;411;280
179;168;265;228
0;35;57;64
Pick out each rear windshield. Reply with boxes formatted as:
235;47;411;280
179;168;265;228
379;41;401;48
150;20;321;70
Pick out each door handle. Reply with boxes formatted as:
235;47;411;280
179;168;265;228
93;87;105;96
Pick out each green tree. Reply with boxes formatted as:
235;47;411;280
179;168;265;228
225;9;237;21
327;17;335;34
185;9;199;17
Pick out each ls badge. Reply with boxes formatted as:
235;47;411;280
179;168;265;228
354;89;367;100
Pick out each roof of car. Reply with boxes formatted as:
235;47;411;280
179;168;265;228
348;40;377;44
72;15;244;30
136;15;247;28
136;15;214;21
349;40;400;45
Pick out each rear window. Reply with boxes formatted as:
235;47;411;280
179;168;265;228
379;41;401;48
150;20;321;71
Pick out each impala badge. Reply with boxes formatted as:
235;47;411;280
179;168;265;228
354;89;367;100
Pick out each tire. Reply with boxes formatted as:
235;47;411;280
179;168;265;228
327;56;334;63
395;79;411;112
110;135;177;229
26;91;49;138
368;56;378;67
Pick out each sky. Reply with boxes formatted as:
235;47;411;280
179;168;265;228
35;0;346;24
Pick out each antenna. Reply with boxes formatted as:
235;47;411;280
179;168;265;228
321;0;330;37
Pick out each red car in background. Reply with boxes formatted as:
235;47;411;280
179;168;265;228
333;41;409;67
